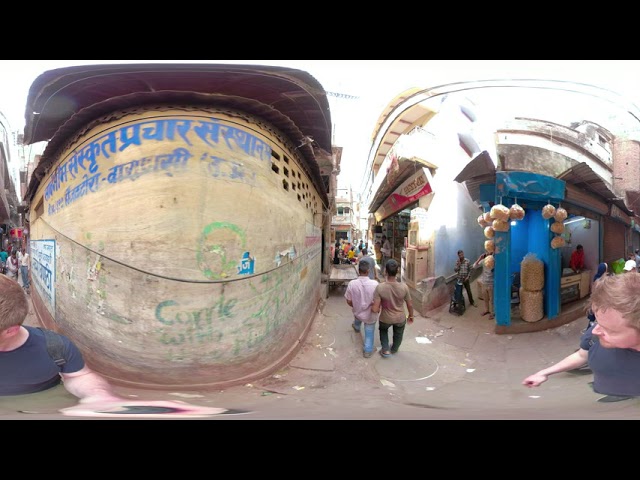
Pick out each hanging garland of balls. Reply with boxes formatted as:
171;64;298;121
543;202;568;249
476;198;526;262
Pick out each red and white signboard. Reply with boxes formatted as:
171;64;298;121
374;168;433;222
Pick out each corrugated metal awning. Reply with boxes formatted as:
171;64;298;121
368;158;425;214
453;150;496;203
557;162;632;215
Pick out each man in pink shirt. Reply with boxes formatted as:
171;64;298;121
345;261;379;358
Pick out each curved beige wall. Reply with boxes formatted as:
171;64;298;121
29;105;323;389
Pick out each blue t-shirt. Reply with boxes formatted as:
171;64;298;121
0;326;85;396
580;324;640;396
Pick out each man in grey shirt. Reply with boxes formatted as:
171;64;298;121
358;248;378;281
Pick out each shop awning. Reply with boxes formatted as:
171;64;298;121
373;167;433;222
368;158;425;214
557;162;633;215
453;150;496;203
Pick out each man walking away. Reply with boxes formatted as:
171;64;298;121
357;248;378;281
345;261;379;358
372;260;414;358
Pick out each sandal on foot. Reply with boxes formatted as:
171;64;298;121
379;350;392;358
597;395;634;403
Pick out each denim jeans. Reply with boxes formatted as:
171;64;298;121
20;266;29;289
379;320;406;353
463;279;474;305
353;319;377;354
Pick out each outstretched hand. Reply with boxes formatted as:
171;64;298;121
521;373;548;388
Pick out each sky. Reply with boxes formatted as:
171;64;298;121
3;60;640;192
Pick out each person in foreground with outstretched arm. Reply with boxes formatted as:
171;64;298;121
522;272;640;403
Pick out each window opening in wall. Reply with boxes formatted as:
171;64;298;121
283;167;289;177
283;179;289;191
33;199;44;221
292;183;296;190
272;150;281;161
283;155;290;164
298;194;302;202
271;163;279;174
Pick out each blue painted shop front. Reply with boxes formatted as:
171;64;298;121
479;171;566;327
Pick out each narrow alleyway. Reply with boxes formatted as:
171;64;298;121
2;279;639;419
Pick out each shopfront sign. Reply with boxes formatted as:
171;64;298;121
374;168;433;222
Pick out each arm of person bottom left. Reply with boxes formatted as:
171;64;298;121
61;366;124;404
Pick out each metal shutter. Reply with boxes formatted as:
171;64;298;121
603;216;626;265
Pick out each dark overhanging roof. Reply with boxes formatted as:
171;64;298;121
23;62;332;204
558;161;632;215
368;158;424;214
453;150;496;203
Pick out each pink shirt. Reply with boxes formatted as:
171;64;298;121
344;276;379;323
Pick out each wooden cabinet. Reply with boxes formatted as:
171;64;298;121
560;274;580;286
579;270;592;298
560;274;581;304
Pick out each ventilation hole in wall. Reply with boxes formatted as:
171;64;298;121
298;172;301;179
298;194;302;202
283;155;290;164
34;199;44;221
271;150;281;161
298;182;301;190
292;183;296;190
271;163;279;174
283;179;289;191
283;167;289;177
